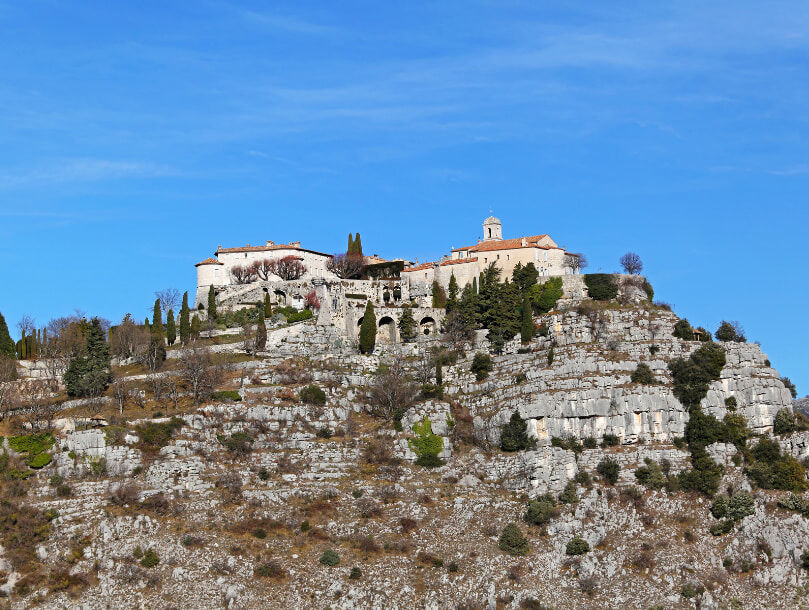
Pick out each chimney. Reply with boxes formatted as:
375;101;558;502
290;241;301;248
266;240;275;246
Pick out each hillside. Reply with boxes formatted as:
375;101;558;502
0;290;806;609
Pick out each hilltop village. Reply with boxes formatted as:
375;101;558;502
0;217;805;609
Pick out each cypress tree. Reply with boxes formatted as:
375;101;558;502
0;312;15;359
398;306;417;343
436;360;443;386
520;294;534;344
208;286;217;321
354;233;363;256
179;292;191;345
264;293;272;318
446;273;459;312
255;307;267;351
472;276;478;295
144;318;151;331
166;309;177;346
152;299;163;336
190;315;201;339
359;301;377;354
348;233;355;255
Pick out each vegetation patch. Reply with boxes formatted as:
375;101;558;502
136;417;185;453
408;416;444;468
211;390;241;402
583;274;618;301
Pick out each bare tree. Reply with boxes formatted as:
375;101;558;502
17;314;36;342
18;379;53;430
110;378;135;415
0;357;19;420
442;310;473;352
415;347;437;384
165;376;181;413
155;289;181;314
178;347;224;404
565;253;588;273
230;264;258;285
110;313;150;360
268;256;306;281
619;252;643;275
327;253;365;279
148;373;169;402
366;362;419;421
241;317;256;354
252;259;275;281
42;314;86;381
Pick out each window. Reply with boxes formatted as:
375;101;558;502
488;228;492;238
332;298;338;309
496;255;499;260
506;255;509;261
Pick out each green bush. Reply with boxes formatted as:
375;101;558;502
596;458;620;485
565;536;590;556
8;433;54;456
471;352;493;381
774;408;797;435
529;277;563;314
716;320;745;342
558;480;578;504
601;434;619;447
498;523;529;556
255;561;286;578
710;519;734;536
319;549;340;566
630;363;657;385
140;548;160;568
349;566;362;579
136;417;185;453
641;279;654;301
27;453;52;469
211;390;241;402
217;431;254;454
672;319;694;341
316;427;333;439
669;343;726;409
634;459;666;489
583;437;597;449
300;384;327;406
583;274;618;301
408;417;444;468
523;494;558;526
500;412;536;452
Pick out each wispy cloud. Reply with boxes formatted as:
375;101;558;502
0;158;179;189
239;10;339;36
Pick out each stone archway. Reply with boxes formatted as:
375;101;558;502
274;290;287;306
419;316;436;336
378;316;396;345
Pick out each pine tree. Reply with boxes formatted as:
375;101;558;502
207;286;217;321
446;273;459;312
359;301;377;354
520;293;534;344
64;317;111;398
398;306;417;343
354;233;363;256
264;293;272;318
179;292;191;345
190;315;201;339
152;299;163;336
166;309;176;346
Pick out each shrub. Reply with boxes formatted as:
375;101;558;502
136;417;185;453
300;385;327;406
211;390;241;402
802;551;809;570
255;561;286;579
601;434;619;447
559;480;578;504
774;408;797;435
634;459;666;489
498;523;529;556
217;431;254;454
630;363;657;385
583;437;597;449
583;274;618;301
523;494;558;526
672;319;694;341
782;377;798;399
139;548;159;568
57;484;73;497
716;320;745;342
500;412;536;452
349;567;362;579
725;396;737;411
547;347;554;366
407;416;444;468
597;458;620;485
529;277;563;314
669;343;726;408
710;519;734;536
319;549;340;566
471;352;493;381
641;279;654;301
258;468;270;481
28;453;52;469
316;427;333;439
565;536;590;556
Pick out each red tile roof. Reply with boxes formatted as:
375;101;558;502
195;257;223;266
216;244;331;257
451;235;560;253
402;257;478;273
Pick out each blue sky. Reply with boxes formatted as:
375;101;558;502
0;1;806;393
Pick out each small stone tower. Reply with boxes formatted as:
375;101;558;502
483;216;502;242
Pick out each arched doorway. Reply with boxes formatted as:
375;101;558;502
420;316;436;336
378;316;396;344
274;290;287;306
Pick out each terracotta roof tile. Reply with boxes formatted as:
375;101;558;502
216;244;331;257
195;257;223;266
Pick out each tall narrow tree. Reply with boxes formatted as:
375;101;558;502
520;294;534;344
179;292;191;345
166;309;177;346
347;233;355;255
207;285;217;321
264;293;272;318
446;273;459;312
152;299;164;336
359;301;377;354
354;232;363;256
190;315;201;339
255;307;267;351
